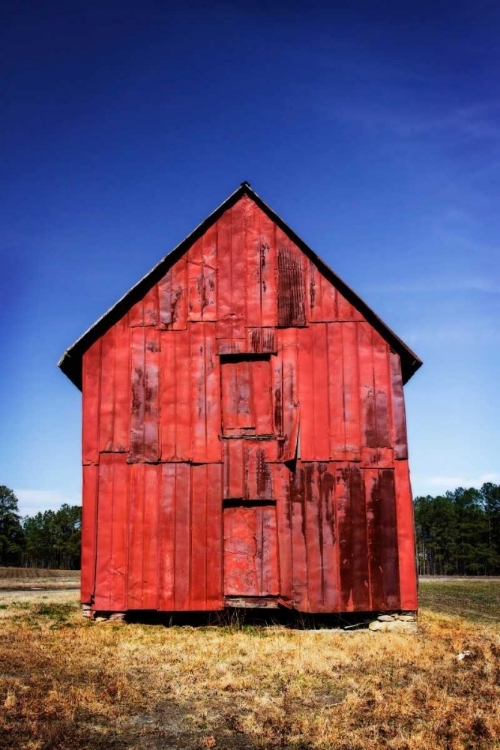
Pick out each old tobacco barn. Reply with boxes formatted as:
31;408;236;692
59;183;422;616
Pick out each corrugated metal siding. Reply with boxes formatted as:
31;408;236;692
81;193;417;613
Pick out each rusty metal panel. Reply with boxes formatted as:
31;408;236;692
158;463;175;610
128;464;160;609
82;340;101;465
298;324;331;461
365;468;400;610
289;467;309;610
273;463;293;607
99;327;115;452
278;328;300;458
202;222;217;320
223;439;244;499
365;468;384;608
173;462;191;610
252;359;273;435
93;454;128;612
271;335;283;438
191;322;221;462
224;440;275;500
216;206;245;346
221;360;253;432
308;463;338;613
317;463;338;611
241;196;278;330
155;462;225;611
349;465;371;610
221;356;272;437
276;229;306;327
336;464;371;611
143;327;160;461
229;197;247;339
187;237;204;321
128;298;144;327
204;463;224;609
224;506;279;597
394;460;418;610
245;198;262;328
203;324;221;462
81;464;98;604
326;323;345;460
247;327;276;353
342;322;361;461
129;327;159;462
390;350;409;460
358;322;377;450
372;330;392;449
304;464;325;611
274;462;340;613
361;447;394;468
160;329;192;461
297;327;314;460
187;231;217;323
129;328;145;461
216;199;246;344
244;443;273;499
143;284;159;326
306;258;336;322
158;256;188;329
259;205;277;327
113;316;131;451
377;469;400;609
337;288;364;321
191;464;208;609
311;324;330;460
99;319;130;454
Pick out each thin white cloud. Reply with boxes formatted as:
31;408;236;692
14;489;81;518
333;99;500;142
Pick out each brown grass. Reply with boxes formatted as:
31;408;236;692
1;584;499;750
0;568;79;591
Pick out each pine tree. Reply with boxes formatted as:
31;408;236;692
0;486;25;566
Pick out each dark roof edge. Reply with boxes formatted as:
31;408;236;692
58;182;422;390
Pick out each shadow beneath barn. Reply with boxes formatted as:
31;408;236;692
108;608;376;630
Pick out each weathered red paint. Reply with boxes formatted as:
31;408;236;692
59;183;422;614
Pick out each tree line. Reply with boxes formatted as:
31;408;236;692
1;482;500;574
414;483;500;576
0;486;81;569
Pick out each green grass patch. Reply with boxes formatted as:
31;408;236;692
419;579;500;623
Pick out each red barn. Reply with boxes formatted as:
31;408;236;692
59;183;422;616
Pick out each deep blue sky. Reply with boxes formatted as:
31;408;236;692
2;1;499;515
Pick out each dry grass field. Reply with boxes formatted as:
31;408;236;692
0;568;79;591
1;579;499;750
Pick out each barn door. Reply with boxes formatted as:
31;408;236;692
220;355;279;600
224;504;279;597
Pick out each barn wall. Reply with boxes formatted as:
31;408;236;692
81;194;417;613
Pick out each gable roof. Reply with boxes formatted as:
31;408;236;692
58;182;422;390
